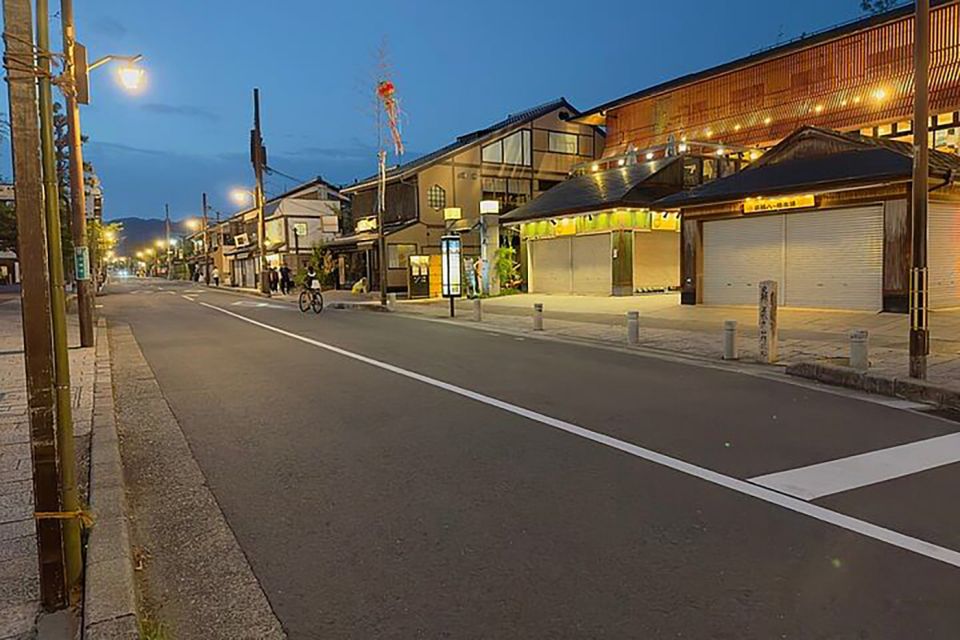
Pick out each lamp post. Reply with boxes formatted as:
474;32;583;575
58;0;144;347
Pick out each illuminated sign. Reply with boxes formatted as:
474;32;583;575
440;235;462;297
443;207;462;221
743;194;816;214
479;200;500;215
356;217;377;232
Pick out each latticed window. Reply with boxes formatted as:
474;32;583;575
427;184;446;210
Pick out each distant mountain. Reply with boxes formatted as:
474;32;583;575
111;217;194;256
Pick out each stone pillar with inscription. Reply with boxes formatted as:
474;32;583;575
758;280;779;363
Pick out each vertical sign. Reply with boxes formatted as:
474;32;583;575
441;234;462;297
74;246;90;280
758;280;779;363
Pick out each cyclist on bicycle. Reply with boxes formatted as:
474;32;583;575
304;265;320;290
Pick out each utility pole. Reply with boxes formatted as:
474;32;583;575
59;0;93;347
202;192;210;285
165;203;172;279
3;0;68;609
37;0;82;600
376;148;387;305
251;88;270;296
909;0;930;380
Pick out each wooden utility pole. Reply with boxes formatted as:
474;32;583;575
202;192;210;285
37;0;82;600
3;0;68;610
165;203;171;279
251;88;270;295
59;0;93;347
910;0;930;379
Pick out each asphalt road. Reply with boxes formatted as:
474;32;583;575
104;278;960;639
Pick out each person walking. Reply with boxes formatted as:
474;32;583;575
212;267;220;287
269;266;279;293
279;265;292;295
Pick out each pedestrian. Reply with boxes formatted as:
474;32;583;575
212;267;220;287
279;265;292;295
269;266;279;292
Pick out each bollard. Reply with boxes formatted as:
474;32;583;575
473;298;482;322
533;303;544;331
626;311;640;345
850;329;869;370
386;292;397;307
723;320;739;360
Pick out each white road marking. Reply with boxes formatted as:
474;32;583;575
230;300;289;310
181;295;196;302
750;432;960;500
198;301;960;570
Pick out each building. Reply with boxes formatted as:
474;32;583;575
658;126;960;312
202;177;347;288
505;0;960;303
332;98;605;295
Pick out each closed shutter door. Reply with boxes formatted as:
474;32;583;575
929;202;960;309
633;230;680;290
572;234;612;295
703;216;784;306
784;206;883;310
529;237;572;293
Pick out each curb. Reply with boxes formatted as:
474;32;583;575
785;361;960;410
83;318;139;639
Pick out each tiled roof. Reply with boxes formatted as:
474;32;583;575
501;157;682;223
656;126;960;209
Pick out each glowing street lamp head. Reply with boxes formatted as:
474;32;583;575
117;64;146;92
185;218;200;231
155;239;165;248
168;238;178;247
231;189;252;205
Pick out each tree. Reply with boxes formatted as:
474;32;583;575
860;0;897;14
0;202;16;255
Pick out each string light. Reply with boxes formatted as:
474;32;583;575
763;116;772;125
645;151;654;160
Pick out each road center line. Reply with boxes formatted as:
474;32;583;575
198;301;960;570
750;432;960;500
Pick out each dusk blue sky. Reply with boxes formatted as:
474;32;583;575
2;0;877;221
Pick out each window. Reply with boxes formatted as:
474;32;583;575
537;179;561;192
427;184;446;210
388;243;417;269
482;177;531;213
481;130;531;166
548;131;578;154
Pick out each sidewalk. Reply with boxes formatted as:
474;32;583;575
396;293;960;391
0;299;95;639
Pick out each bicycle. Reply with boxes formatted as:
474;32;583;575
298;283;324;314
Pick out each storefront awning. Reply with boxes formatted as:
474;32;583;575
500;157;682;225
324;219;419;250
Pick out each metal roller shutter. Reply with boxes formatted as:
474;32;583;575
784;206;883;310
529;237;572;294
572;234;612;295
929;202;960;309
703;216;784;306
633;230;680;290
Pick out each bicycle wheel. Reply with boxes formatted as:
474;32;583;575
311;291;324;314
298;290;311;312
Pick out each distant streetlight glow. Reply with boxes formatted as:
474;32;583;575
231;188;253;205
155;239;165;248
185;218;200;231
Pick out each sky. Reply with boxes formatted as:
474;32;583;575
0;0;878;221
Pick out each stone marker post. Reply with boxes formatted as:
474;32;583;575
850;329;869;370
473;298;482;322
626;311;640;345
533;303;544;331
758;280;779;363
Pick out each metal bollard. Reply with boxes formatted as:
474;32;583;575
723;320;739;360
626;311;640;345
850;329;869;370
473;298;482;322
386;292;397;307
533;303;544;331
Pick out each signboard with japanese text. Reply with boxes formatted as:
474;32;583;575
743;194;815;214
74;246;90;281
440;235;462;298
